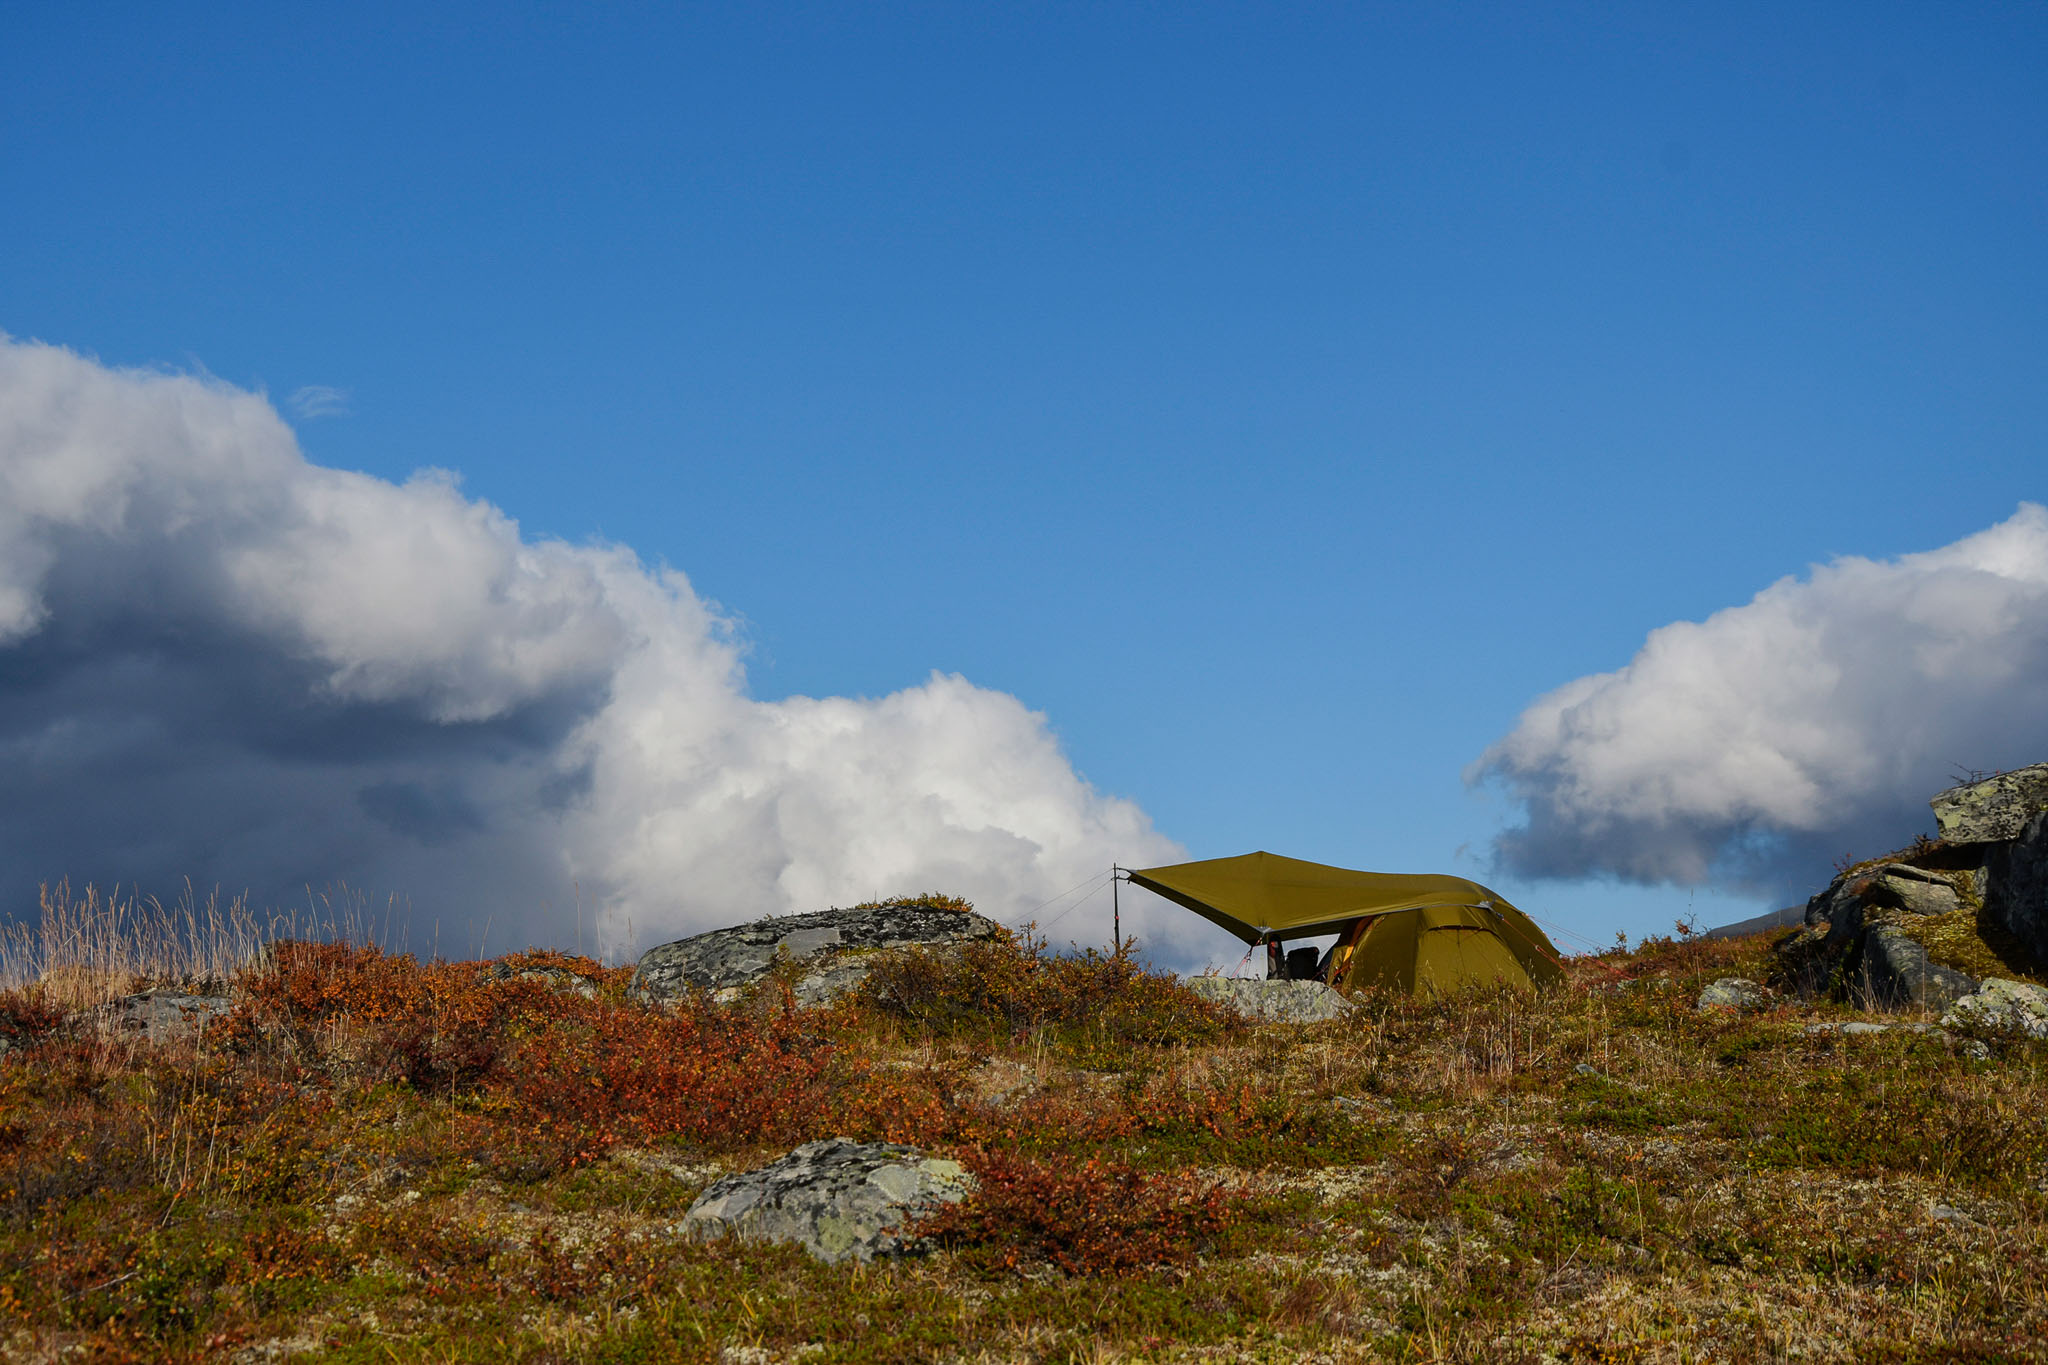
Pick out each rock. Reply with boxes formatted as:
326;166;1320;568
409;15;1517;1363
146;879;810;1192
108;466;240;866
1809;864;1957;933
1695;978;1768;1012
1859;926;1978;1010
1803;1020;1946;1038
1182;977;1355;1023
1931;763;2048;844
1864;865;1961;917
1982;809;2048;961
1941;977;2048;1040
630;901;1007;1008
87;989;234;1043
479;963;600;999
678;1138;972;1264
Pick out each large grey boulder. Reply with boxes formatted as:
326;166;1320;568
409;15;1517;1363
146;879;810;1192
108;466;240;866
630;901;1008;1008
679;1139;972;1264
1931;763;2048;844
1183;977;1355;1023
1858;927;1978;1010
1942;978;2048;1040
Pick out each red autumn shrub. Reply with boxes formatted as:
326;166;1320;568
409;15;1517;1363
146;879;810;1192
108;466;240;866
0;988;63;1050
228;941;605;1093
226;940;842;1172
919;1149;1237;1275
496;995;838;1163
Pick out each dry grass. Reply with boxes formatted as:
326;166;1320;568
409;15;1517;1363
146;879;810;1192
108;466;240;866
0;881;265;1012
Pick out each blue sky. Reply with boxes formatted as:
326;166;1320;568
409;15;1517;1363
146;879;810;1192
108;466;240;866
3;4;2045;957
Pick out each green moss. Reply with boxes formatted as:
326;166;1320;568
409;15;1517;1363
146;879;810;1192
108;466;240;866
1889;906;2046;985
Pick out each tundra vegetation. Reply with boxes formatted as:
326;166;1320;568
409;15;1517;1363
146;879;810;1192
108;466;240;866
1;883;2046;1363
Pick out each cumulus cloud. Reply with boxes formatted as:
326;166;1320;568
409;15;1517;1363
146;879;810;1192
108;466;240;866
1473;505;2048;901
0;337;1198;959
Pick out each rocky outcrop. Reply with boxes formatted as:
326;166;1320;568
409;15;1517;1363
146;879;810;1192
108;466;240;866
1804;863;1971;944
1775;763;2048;1010
1779;862;1985;1008
1983;810;2048;955
1942;978;2048;1040
1182;977;1355;1023
678;1138;972;1264
1931;763;2048;844
631;900;1007;1008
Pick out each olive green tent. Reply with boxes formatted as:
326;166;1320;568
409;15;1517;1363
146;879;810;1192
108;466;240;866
1125;851;1564;998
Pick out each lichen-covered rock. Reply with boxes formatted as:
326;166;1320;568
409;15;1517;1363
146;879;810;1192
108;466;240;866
1942;978;2048;1040
87;989;233;1042
1859;926;1979;1010
679;1138;972;1264
1183;977;1355;1023
630;901;1007;1008
1931;763;2048;844
1696;978;1768;1012
479;962;600;999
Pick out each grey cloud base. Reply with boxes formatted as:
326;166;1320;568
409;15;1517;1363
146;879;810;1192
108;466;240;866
1474;506;2048;904
0;337;1181;954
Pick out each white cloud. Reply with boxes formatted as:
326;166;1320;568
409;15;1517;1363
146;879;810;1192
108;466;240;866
1472;504;2048;900
287;385;350;419
0;336;1201;960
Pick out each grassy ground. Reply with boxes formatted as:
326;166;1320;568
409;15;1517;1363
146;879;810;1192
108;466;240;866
1;902;2046;1364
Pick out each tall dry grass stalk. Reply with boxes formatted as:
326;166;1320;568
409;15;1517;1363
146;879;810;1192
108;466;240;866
0;881;267;1011
1;880;414;1012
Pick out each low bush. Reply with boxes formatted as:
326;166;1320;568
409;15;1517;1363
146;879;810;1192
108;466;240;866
919;1148;1237;1275
225;941;839;1173
0;989;62;1049
858;930;1240;1061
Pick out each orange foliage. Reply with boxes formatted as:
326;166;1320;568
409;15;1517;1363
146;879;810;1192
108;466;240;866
223;941;838;1173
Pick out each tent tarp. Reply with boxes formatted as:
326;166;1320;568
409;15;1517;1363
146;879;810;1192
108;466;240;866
1127;851;1564;998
